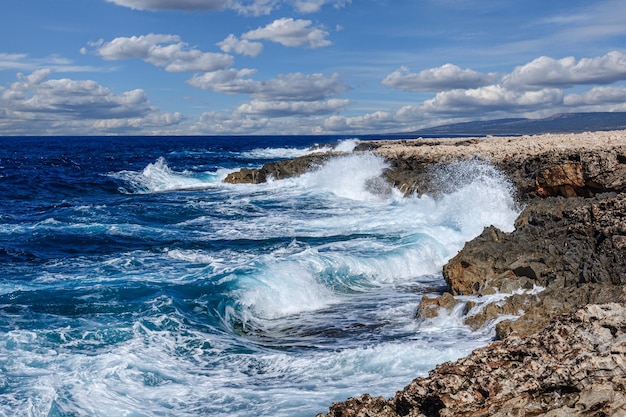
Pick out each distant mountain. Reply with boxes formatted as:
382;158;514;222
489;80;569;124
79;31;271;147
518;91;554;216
410;112;626;136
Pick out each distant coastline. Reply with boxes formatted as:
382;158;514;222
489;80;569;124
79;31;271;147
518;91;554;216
404;111;626;137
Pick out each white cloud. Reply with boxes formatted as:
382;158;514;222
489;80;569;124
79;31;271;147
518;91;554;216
105;0;350;15
321;111;399;133
186;68;259;94
229;0;280;15
0;69;182;134
194;110;269;134
422;85;564;114
564;86;626;106
0;53;30;70
242;18;331;48
382;64;498;92
188;71;350;101
291;0;350;13
235;98;350;117
90;34;233;72
502;51;626;89
105;0;229;11
217;35;264;57
0;52;104;73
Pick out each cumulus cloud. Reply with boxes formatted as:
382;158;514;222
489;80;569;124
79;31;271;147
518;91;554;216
564;86;626;106
382;64;498;92
88;34;233;72
105;0;277;16
322;111;396;133
217;35;264;57
242;18;332;48
502;51;626;89
188;71;350;101
229;0;281;15
194;110;270;134
422;85;564;114
235;98;350;117
0;69;182;134
186;68;258;94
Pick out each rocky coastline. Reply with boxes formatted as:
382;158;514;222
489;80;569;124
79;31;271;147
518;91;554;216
225;130;626;416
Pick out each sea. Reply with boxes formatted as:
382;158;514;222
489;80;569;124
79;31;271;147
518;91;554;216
0;135;521;417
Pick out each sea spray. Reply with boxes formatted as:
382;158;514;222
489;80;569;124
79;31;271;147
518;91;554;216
113;156;230;194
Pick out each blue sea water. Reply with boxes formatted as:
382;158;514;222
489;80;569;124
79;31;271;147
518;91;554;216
0;135;520;417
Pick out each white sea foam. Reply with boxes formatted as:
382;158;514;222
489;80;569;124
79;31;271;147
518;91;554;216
0;298;492;417
240;139;357;161
274;153;396;201
112;157;230;194
240;146;325;160
216;154;520;331
1;150;524;417
333;138;359;153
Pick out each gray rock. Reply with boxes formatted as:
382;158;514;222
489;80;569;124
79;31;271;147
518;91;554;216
318;303;626;417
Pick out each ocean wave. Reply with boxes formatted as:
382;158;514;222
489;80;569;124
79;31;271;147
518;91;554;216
111;157;231;194
239;138;358;161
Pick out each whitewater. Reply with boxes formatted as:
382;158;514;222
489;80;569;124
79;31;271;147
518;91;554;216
0;136;520;417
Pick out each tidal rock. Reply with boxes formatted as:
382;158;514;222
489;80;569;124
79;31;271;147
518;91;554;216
223;153;333;184
435;193;626;336
318;303;626;417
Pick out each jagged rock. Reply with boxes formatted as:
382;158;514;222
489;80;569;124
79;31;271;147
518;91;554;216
373;132;626;199
535;162;585;197
318;303;626;417
223;153;333;184
444;193;626;293
415;292;459;320
433;193;626;336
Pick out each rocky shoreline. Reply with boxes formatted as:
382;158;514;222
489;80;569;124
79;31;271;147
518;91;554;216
225;130;626;416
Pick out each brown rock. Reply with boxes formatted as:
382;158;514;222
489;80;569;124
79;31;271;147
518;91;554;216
224;153;334;184
318;303;626;417
415;292;459;320
535;162;585;197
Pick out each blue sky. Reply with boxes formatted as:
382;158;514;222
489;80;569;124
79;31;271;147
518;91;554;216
1;0;626;135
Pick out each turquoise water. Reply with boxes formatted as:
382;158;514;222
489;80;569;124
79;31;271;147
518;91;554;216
0;136;519;416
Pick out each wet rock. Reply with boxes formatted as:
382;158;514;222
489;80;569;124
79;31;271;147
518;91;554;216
223;153;334;184
444;194;626;293
435;193;626;335
318;303;626;417
415;292;459;320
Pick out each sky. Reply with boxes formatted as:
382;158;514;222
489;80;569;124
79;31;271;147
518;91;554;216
1;0;626;136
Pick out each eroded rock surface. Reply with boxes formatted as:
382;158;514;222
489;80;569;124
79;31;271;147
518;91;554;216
425;193;626;337
318;303;626;417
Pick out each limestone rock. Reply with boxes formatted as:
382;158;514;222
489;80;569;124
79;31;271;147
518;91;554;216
318;303;626;417
415;292;459;320
535;162;585;197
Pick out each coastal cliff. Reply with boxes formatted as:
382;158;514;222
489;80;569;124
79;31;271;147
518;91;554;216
225;130;626;416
